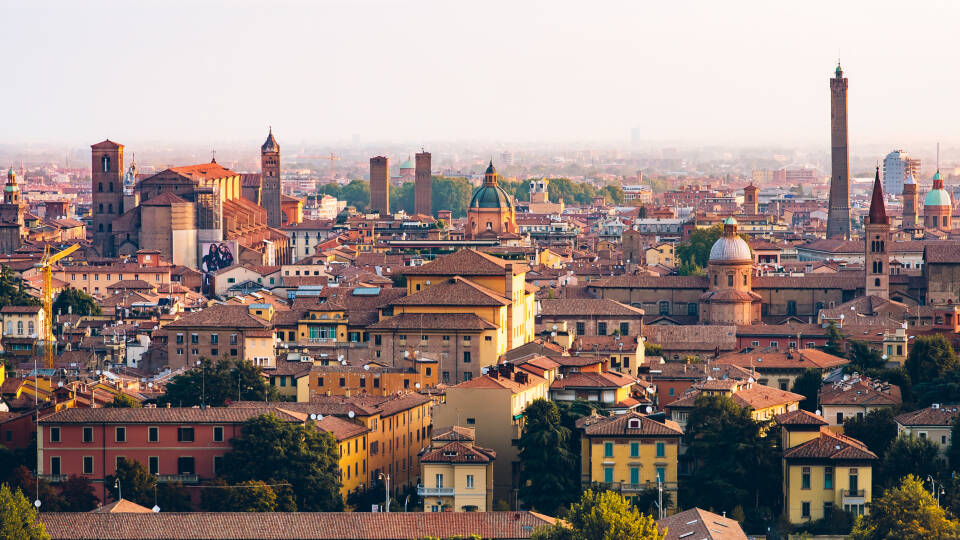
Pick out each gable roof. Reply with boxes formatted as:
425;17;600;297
419;441;496;464
576;411;683;437
402;249;528;276
894;405;960;427
539;298;644;317
657;508;748;540
783;429;877;461
391;277;510;307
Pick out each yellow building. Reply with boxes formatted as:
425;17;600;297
418;426;495;512
315;415;371;501
666;379;803;431
777;409;876;524
1;305;45;357
575;411;683;512
432;365;550;502
644;243;675;267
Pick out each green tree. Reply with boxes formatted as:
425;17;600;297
675;258;704;277
519;399;578;514
843;408;899;460
104;392;139;408
949;419;960;471
433;176;474;217
11;466;64;512
877;435;945;489
644;343;663;357
220;480;278;512
913;369;960;410
0;266;42;309
105;458;160;507
52;287;101;317
675;225;732;269
158;358;278;407
851;475;960;540
790;369;822;412
602;185;625;205
390;182;416;215
680;395;781;519
0;483;50;540
57;475;99;512
532;489;664;540
223;414;343;511
821;323;845;356
339;180;371;212
846;340;885;372
905;335;959;387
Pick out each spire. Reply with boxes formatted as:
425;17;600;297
483;160;498;185
868;167;888;225
261;127;279;153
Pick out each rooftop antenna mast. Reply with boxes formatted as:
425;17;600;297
937;142;941;173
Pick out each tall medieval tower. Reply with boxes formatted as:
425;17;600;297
261;128;282;228
415;151;432;216
369;156;389;216
91;140;124;257
865;167;889;299
827;63;850;240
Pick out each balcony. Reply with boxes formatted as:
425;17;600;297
158;474;199;484
842;489;866;504
588;481;679;493
38;474;68;483
417;484;454;496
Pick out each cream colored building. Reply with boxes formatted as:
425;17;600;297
644;243;676;268
432;365;550;502
894;404;960;456
418;426;495;512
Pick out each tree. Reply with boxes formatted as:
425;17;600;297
905;335;959;387
11;467;64;512
519;399;578;515
105;458;159;506
644;343;663;357
158;358;278;407
338;180;370;212
532;489;664;540
0;483;50;540
846;340;885;373
821;323;845;356
0;266;42;309
52;287;101;317
104;392;139;408
432;176;474;217
675;225;723;269
790;369;822;412
223;414;343;511
57;475;99;512
851;475;960;540
877;435;945;489
843;408;899;460
222;480;278;512
680;395;781;521
949;419;960;471
390;183;416;215
912;369;960;410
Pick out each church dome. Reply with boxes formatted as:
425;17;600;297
400;157;414;170
470;184;514;210
925;188;951;207
709;218;752;262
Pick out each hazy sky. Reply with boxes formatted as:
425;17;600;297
3;0;959;149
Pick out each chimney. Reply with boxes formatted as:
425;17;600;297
504;263;514;302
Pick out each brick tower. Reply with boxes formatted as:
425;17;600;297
902;172;919;234
743;184;759;215
369;156;389;216
260;128;282;228
91;140;124;257
865;167;889;299
415;151;432;216
826;63;850;239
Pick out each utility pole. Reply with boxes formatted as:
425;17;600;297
379;473;390;512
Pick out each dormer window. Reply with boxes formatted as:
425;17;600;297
628;418;641;429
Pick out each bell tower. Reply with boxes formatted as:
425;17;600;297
91;140;124;257
260;127;282;228
865;167;889;299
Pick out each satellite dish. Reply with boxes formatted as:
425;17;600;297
815;409;821;416
34;500;41;508
310;413;317;420
645;406;653;414
96;370;102;375
338;354;344;362
147;382;154;388
706;376;713;381
364;365;370;371
415;382;421;389
748;377;755;383
152;505;160;513
842;374;850;381
57;381;64;388
348;410;355;418
317;414;323;420
341;360;347;365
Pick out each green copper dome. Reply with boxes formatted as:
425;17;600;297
925;188;952;207
933;171;942;181
470;185;514;210
400;158;414;169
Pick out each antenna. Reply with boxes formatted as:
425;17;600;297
937;142;941;173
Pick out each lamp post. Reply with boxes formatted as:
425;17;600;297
115;478;122;501
927;475;944;507
378;472;391;512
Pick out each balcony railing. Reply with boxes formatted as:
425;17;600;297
417;485;454;496
587;480;679;492
38;474;68;483
158;474;199;484
842;489;866;498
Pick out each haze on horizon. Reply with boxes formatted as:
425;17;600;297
3;0;959;150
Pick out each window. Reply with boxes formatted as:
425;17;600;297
727;274;734;287
177;457;195;475
603;467;614;483
668;387;674;396
210;349;218;357
656;466;665;482
339;377;345;387
230;334;238;345
213;426;224;442
597;322;607;336
836;412;844;424
801;467;811;489
659;301;670;316
177;427;195;442
688;302;697;316
849;469;858;492
210;334;219;344
801;501;810;519
191;333;199;344
619;322;629;335
466;418;476;425
435;473;444;489
82;456;94;475
656;441;665;458
630;466;639;485
50;427;60;443
604;441;613;457
466;474;474;489
630;442;639;457
176;334;184;344
787;300;797;316
213;456;223;476
115;427;126;443
576;322;585;335
463;352;471;363
148;426;159;442
50;457;61;476
82;427;93;443
149;456;159;475
824;467;833;489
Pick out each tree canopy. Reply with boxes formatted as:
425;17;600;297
158;358;278;407
842;408;899;462
52;287;101;317
674;225;749;273
104;392;139;408
877;435;946;490
0;266;41;309
790;369;822;413
532;489;664;540
905;335;959;387
518;399;579;515
104;458;191;511
846;340;885;373
0;483;49;540
851;475;960;540
222;414;343;511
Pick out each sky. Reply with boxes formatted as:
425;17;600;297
3;0;960;150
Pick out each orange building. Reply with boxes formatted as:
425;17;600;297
465;162;517;240
295;358;438;401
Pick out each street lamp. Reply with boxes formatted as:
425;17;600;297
927;475;944;507
378;473;391;512
114;478;122;501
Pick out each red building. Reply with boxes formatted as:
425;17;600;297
38;406;301;501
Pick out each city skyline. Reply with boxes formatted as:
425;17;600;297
3;0;960;149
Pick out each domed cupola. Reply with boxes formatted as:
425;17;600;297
469;161;515;211
465;161;519;239
925;170;951;207
708;218;752;262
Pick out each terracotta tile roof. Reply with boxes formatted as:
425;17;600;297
163;304;271;330
735;322;827;337
420;440;496;463
234;393;432;419
647;362;757;381
39;406;302;425
367;312;497;331
894;405;960;427
391;277;510;307
657;507;748;540
924;243;960;264
539;298;644;316
715;349;848;370
820;377;901;407
432;425;476;443
166;162;237;181
590;275;709;289
0;305;42;313
576;411;683;437
453;370;546;393
669;382;804;412
571;335;641;352
550;371;636;390
90;499;154;513
402;249;529;276
752;275;862;290
783;429;877;461
315;415;370;441
643;325;738;352
776;409;829;426
38;511;556;539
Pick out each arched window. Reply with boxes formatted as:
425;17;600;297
17;321;23;335
486;222;492;230
101;155;111;172
875;278;881;287
28;321;34;335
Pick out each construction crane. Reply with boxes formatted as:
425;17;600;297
35;243;79;368
296;153;341;180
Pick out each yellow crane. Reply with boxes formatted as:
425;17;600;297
296;153;341;179
35;243;79;368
